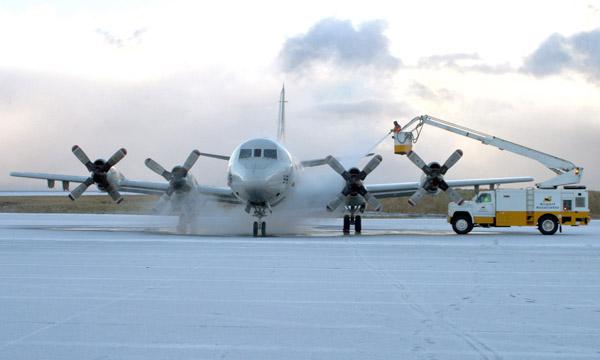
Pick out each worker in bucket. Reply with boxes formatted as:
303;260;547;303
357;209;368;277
392;121;402;134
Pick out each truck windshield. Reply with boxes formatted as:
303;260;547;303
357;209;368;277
476;193;492;203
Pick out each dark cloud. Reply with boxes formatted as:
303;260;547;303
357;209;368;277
418;53;480;68
408;81;436;100
418;53;512;74
408;81;456;101
278;18;400;73
522;28;600;82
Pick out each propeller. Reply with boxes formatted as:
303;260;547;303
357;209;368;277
325;154;383;212
69;145;127;203
406;149;464;206
145;150;201;210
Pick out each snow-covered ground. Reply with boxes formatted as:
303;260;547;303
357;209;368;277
0;213;598;359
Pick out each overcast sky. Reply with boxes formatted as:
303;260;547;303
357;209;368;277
1;0;600;190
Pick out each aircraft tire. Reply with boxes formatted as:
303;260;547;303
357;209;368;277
355;215;362;234
343;215;350;234
261;222;266;237
253;221;259;237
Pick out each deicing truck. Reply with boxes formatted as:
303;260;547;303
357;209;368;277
448;187;590;235
394;115;590;235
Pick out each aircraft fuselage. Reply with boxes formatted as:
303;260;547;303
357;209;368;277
227;138;295;209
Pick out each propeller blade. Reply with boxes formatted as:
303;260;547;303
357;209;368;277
107;189;124;204
408;187;427;207
407;151;432;175
183;150;201;171
364;192;383;211
71;145;94;172
68;177;94;200
145;158;172;181
325;156;348;178
105;148;127;169
360;154;383;179
441;149;463;174
445;187;464;205
438;178;449;191
326;193;347;212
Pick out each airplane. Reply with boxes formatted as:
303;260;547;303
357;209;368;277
10;86;534;236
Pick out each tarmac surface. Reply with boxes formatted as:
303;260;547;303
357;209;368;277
0;213;599;359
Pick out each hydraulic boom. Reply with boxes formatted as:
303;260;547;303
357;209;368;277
397;115;583;188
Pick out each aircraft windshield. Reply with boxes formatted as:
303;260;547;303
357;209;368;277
264;149;277;159
239;148;277;160
239;149;251;159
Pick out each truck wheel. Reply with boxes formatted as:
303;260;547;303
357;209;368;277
452;215;473;235
538;215;559;235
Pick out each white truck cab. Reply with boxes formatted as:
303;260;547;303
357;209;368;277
448;187;590;235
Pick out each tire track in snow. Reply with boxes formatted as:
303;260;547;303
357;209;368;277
347;238;502;360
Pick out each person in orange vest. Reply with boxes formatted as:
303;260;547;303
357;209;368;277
392;121;401;133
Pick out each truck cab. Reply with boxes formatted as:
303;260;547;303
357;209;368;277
448;187;590;235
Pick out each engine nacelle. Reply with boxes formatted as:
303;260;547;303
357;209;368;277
95;166;125;191
419;162;445;194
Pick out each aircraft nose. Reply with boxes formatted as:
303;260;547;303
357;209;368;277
242;180;270;202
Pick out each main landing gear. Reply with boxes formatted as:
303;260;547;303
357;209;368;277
253;221;267;237
343;214;362;235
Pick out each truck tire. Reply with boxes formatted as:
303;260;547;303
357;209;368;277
538;215;559;235
452;215;473;235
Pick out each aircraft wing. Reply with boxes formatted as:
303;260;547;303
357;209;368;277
300;158;329;167
121;180;238;202
198;152;230;161
11;172;239;201
11;172;90;184
300;153;376;168
366;176;534;198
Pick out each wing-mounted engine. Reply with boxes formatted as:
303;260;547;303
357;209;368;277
69;145;127;203
145;150;201;211
406;149;465;206
325;154;384;212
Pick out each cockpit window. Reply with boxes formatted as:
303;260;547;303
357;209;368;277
253;149;262;157
239;149;251;159
264;149;277;159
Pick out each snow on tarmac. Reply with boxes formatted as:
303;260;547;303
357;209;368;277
0;213;599;359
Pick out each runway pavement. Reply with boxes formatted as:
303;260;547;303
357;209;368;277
0;213;599;359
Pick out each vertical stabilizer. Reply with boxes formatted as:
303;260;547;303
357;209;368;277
277;85;286;143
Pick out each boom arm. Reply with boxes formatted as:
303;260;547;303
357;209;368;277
401;115;583;188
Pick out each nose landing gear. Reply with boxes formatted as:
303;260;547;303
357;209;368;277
343;214;362;235
247;203;269;237
253;221;267;237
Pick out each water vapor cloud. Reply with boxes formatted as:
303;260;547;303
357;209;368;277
418;53;512;74
279;18;400;73
522;28;600;82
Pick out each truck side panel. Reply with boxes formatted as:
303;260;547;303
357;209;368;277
534;190;561;212
495;189;528;226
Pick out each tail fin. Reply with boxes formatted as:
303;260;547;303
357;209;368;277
277;84;286;143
